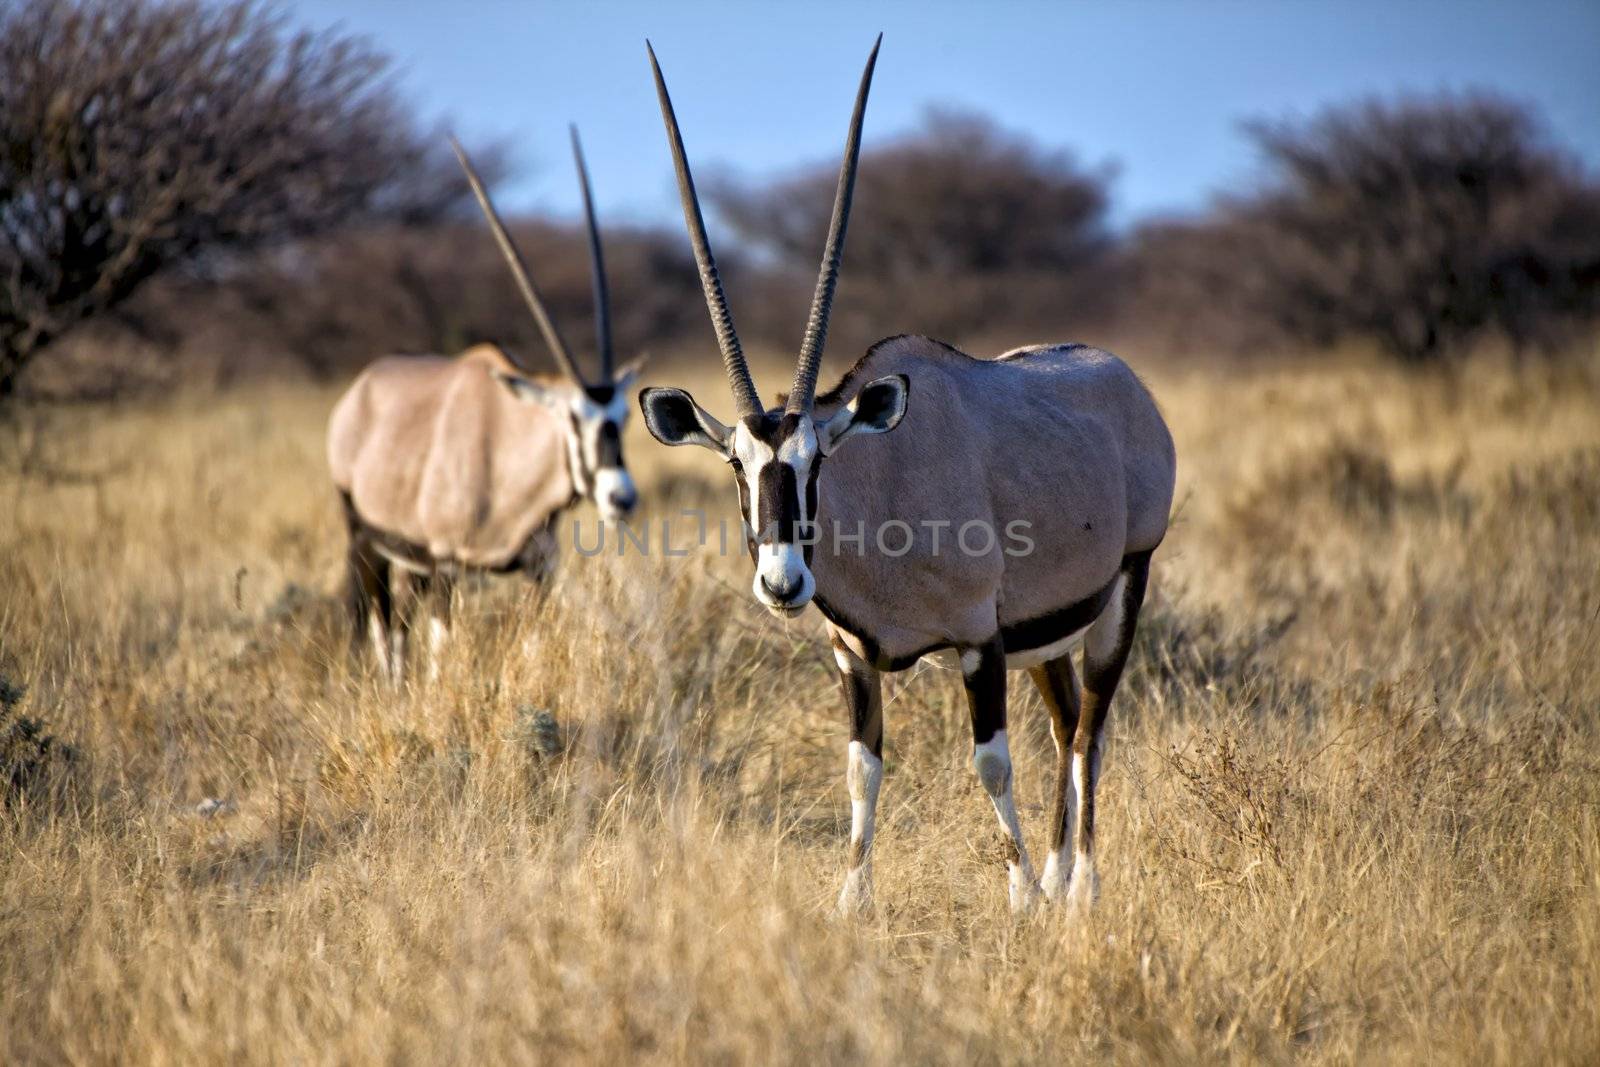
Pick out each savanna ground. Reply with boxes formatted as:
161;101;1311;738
2;346;1598;1064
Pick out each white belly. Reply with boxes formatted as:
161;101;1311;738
916;626;1090;672
1002;626;1088;669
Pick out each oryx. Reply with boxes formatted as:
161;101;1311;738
327;131;643;683
638;39;1176;913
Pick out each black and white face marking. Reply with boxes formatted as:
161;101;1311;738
498;373;639;520
732;411;822;616
569;383;638;520
639;374;910;618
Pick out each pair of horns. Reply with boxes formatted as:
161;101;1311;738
450;129;615;386
649;35;880;418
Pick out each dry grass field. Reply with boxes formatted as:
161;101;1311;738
2;348;1598;1064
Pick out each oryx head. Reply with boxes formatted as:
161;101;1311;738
638;37;908;616
453;130;642;521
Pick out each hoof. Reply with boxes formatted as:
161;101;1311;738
1039;859;1071;903
1064;868;1100;915
834;871;874;919
1009;873;1041;913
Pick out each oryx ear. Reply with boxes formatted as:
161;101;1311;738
639;386;732;452
818;374;908;455
613;352;651;391
495;372;567;411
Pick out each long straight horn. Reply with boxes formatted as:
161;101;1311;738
646;41;763;419
450;136;587;386
569;125;614;381
787;34;881;415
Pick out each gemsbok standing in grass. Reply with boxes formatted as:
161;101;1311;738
638;38;1176;913
328;131;643;684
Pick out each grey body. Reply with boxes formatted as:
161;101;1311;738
805;336;1173;667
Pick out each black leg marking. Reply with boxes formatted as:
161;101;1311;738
341;494;392;666
963;635;1037;908
838;640;884;759
1073;550;1152;862
963;634;1008;750
347;536;390;659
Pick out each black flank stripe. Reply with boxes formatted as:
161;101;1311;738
811;554;1150;674
999;573;1119;654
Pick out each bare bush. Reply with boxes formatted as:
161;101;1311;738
711;109;1118;354
1129;93;1600;362
0;0;470;400
126;216;705;381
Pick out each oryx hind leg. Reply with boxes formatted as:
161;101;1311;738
1027;653;1081;902
832;636;884;916
347;532;394;686
1065;550;1152;913
962;634;1038;911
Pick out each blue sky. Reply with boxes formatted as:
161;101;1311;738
286;1;1600;230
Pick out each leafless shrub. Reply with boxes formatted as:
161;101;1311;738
1151;729;1299;879
46;211;705;385
1127;93;1600;363
0;0;472;401
220;217;703;380
711;109;1119;354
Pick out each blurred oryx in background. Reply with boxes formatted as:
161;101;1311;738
328;131;643;684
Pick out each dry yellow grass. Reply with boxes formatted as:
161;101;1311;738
2;351;1598;1064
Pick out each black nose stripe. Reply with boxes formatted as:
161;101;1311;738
758;461;804;542
596;421;623;468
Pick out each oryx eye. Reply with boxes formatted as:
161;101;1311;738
728;457;744;474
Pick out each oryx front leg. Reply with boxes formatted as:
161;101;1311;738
1067;553;1152;914
833;639;883;916
963;637;1037;911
